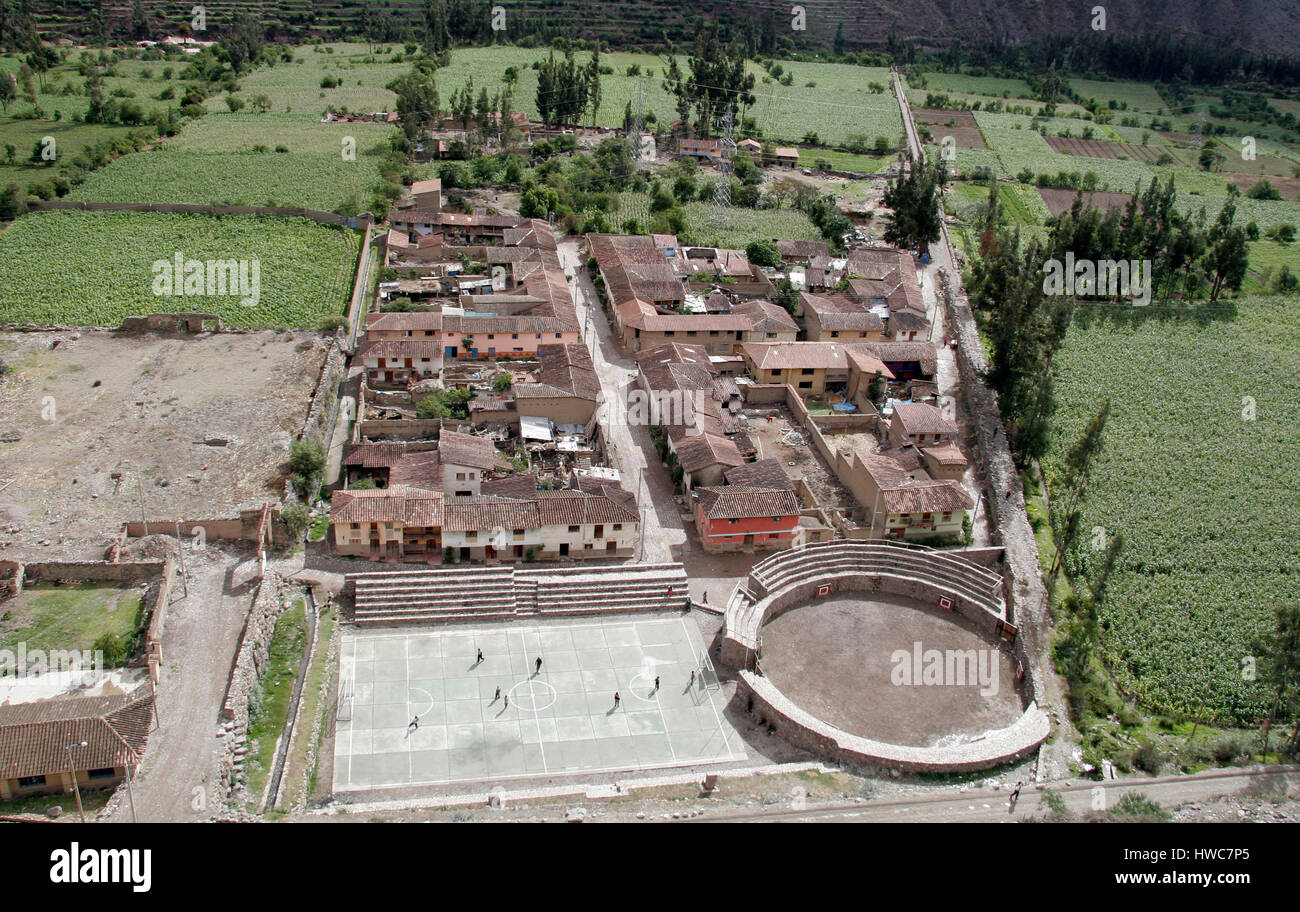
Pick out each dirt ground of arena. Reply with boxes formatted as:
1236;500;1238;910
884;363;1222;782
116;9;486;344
0;329;329;560
759;595;1024;748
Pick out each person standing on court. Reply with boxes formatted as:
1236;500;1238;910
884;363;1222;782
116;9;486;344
535;656;542;673
613;692;620;708
477;648;484;664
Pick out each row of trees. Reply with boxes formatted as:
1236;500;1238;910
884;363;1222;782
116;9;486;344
965;174;1250;465
661;25;755;138
536;43;600;126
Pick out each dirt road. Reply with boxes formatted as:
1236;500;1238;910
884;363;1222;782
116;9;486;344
104;547;260;822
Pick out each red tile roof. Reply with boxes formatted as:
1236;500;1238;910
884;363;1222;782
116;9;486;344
438;430;500;470
695;485;800;519
674;432;745;473
0;689;154;782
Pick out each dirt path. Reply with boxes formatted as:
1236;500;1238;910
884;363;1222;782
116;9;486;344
104;548;259;822
892;71;1072;775
558;238;687;567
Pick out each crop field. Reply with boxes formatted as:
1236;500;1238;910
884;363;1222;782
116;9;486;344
1037;187;1134;217
0;210;359;328
1044;135;1172;164
979;125;1055;154
1222;172;1300;200
164;112;396;154
1243;239;1300;292
1068;79;1169;114
66;148;386;210
1046;297;1300;721
920;73;1036;99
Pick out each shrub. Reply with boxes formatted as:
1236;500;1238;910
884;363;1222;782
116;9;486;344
1107;792;1171;821
281;503;311;541
93;632;127;667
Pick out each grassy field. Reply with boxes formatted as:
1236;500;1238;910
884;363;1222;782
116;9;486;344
245;600;308;811
436;47;902;147
1045;297;1300;722
0;582;143;661
0;210;359;328
67;148;386;210
0;49;183;191
610;191;822;247
797;146;893;173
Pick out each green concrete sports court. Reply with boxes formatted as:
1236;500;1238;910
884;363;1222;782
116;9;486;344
334;612;747;793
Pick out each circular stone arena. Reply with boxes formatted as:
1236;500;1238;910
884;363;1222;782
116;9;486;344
759;595;1022;747
721;541;1050;772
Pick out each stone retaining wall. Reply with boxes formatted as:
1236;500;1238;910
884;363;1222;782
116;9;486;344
739;672;1049;774
720;568;1007;669
217;572;287;806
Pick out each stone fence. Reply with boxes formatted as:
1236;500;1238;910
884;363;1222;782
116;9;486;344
217;571;288;807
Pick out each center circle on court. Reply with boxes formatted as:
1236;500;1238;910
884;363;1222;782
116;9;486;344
627;672;663;703
508;679;557;713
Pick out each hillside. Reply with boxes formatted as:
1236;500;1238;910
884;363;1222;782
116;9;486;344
21;0;1300;59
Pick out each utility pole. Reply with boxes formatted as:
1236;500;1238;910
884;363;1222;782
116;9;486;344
710;103;736;229
65;741;87;823
174;518;188;598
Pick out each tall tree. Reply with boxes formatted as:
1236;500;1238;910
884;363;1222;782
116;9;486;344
1255;604;1300;756
585;41;602;124
882;154;945;255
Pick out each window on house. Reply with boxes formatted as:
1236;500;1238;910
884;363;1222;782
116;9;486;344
771;369;782;376
17;775;46;787
88;767;117;780
513;529;525;538
830;331;839;338
728;518;739;525
613;524;622;530
466;532;477;541
798;381;812;389
801;368;814;375
456;472;466;481
568;525;580;532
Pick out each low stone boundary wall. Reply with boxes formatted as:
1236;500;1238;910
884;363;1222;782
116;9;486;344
740;671;1050;774
26;199;374;230
217;572;287;806
4;559;174;681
